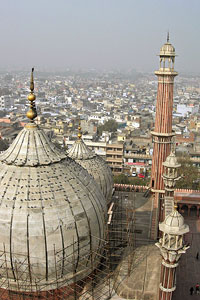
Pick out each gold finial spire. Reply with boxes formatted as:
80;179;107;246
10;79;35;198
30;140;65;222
174;201;178;211
167;31;169;43
77;119;82;139
26;68;37;122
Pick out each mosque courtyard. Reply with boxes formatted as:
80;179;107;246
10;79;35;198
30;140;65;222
173;217;200;300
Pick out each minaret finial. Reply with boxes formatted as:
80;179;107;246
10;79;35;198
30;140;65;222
30;67;34;91
26;68;37;122
167;31;169;43
174;200;178;211
77;119;82;139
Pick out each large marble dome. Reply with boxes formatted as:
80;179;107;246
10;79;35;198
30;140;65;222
0;71;106;294
67;131;113;203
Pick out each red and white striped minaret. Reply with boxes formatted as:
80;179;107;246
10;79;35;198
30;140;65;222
150;34;178;238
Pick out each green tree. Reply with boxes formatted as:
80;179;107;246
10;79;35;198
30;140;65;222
97;119;118;135
113;174;129;184
128;177;150;186
113;174;150;186
176;155;200;189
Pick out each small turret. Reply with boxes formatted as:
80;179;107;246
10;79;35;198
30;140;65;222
156;206;189;299
163;152;181;190
156;33;178;75
162;151;181;217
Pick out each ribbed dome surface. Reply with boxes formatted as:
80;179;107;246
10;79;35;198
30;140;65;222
163;152;181;168
0;125;66;166
160;42;175;56
159;209;189;235
0;124;106;291
68;138;113;202
164;210;184;228
68;138;96;160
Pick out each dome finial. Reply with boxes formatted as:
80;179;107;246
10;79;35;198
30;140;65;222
174;201;178;211
77;119;82;139
30;67;34;91
167;31;169;43
26;68;37;122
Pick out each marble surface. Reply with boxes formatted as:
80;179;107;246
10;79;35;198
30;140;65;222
68;138;113;201
0;124;106;291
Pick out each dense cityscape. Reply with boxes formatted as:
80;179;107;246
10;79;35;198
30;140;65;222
0;69;200;187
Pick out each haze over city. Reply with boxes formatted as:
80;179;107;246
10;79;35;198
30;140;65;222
0;0;199;73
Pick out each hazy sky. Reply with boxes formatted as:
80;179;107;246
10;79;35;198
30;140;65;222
0;0;199;73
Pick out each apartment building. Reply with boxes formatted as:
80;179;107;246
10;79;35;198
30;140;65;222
106;143;124;174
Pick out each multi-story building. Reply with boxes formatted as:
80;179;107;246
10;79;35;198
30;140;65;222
106;143;124;174
123;153;152;174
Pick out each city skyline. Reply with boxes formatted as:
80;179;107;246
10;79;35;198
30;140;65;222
0;0;199;73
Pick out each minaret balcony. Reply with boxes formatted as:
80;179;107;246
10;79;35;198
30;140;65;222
155;69;178;76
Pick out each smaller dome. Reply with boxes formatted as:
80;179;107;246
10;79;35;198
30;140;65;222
160;42;175;57
67;138;113;202
68;138;96;160
159;209;189;235
165;210;184;227
163;152;181;168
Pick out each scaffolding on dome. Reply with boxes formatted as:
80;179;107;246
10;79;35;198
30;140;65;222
0;191;137;300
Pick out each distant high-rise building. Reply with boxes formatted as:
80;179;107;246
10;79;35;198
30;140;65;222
150;34;178;239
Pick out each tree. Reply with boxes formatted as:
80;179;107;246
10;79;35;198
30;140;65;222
97;119;118;135
176;155;200;189
129;177;150;186
113;174;129;184
113;174;150;186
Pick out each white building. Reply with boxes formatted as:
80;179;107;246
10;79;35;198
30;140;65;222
176;104;199;117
